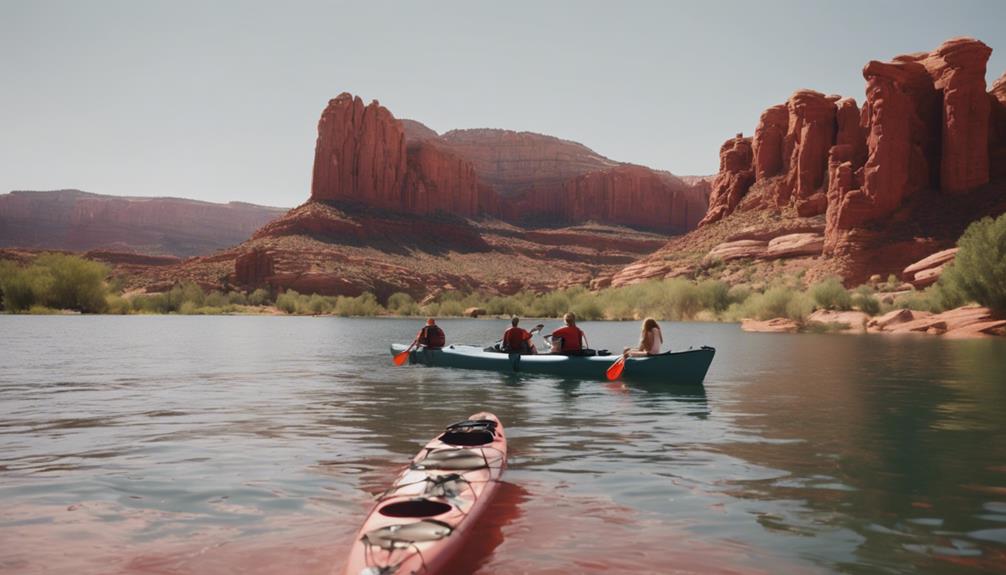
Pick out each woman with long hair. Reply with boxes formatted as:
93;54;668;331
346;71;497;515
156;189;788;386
623;317;663;357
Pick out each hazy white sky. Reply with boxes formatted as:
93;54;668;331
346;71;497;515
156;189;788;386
2;0;1004;207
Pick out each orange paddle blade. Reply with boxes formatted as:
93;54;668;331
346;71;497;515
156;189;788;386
392;350;411;366
605;355;626;380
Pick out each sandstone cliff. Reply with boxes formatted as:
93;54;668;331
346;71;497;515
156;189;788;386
438;128;619;196
615;37;1005;287
308;94;708;232
0;190;285;257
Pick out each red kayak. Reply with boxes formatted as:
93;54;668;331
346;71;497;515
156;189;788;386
342;412;508;575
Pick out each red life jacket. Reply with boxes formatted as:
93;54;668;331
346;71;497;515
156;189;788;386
420;325;445;348
502;327;530;352
551;325;584;352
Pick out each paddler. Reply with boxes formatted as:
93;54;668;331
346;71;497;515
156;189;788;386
501;316;538;355
545;312;588;355
417;317;446;349
623;317;663;357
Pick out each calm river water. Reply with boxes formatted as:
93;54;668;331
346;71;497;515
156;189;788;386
1;316;1005;574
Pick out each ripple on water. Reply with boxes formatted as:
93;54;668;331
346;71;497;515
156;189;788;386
1;316;1005;574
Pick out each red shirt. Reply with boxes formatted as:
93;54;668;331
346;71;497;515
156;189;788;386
550;325;584;352
503;327;531;351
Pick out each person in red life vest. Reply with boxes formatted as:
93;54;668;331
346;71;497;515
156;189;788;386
502;316;537;354
546;312;588;355
417;318;445;349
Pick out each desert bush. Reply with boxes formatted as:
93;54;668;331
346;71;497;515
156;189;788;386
276;290;302;314
204;291;229;308
308;294;333;314
938;213;1006;314
734;286;812;321
659;279;703;320
0;254;110;313
226;291;248;306
727;284;752;306
105;293;132;315
485;295;525;317
697;280;731;313
386;292;421;316
34;254;109;313
810;277;852;311
333;292;384;316
851;291;881;315
247;288;271;306
436;299;466;317
570;297;604;320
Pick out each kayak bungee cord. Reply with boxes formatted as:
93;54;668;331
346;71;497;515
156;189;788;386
345;415;508;575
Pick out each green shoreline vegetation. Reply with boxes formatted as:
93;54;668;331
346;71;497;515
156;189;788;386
2;214;1005;322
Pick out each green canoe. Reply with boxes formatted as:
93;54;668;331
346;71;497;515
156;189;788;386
389;344;715;384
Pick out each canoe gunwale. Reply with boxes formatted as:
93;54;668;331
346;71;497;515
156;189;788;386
390;343;715;384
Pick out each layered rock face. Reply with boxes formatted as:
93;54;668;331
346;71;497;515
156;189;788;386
0;189;285;257
308;93;708;232
438;129;619;196
403;141;489;216
697;37;997;267
784;91;839;216
505;165;706;231
311;93;408;208
914;38;994;193
990;72;1006;179
699;135;754;226
752;105;788;180
311;93;494;218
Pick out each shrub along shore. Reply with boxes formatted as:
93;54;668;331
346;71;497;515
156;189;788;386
2;214;1004;332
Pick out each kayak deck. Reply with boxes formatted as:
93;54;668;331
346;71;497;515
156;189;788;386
390;344;715;384
343;412;507;575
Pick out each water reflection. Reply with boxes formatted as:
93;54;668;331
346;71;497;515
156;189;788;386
1;317;1004;574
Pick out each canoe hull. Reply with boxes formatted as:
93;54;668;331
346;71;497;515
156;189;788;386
390;344;715;384
343;412;507;575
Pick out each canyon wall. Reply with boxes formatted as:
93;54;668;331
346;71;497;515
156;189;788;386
698;37;997;261
0;190;285;257
438;129;619;196
307;93;708;232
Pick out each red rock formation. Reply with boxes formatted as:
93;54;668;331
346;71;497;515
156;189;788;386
403;141;492;217
308;93;709;232
311;93;408;207
234;248;275;287
765;233;824;259
699;135;754;226
989;72;1006;179
752;105;788;180
783;90;838;216
0;189;285;257
901;247;958;287
400;119;439;142
505;165;707;231
834;98;867;169
438;129;618;196
704;239;767;263
829;61;924;237
914;38;993;193
311;94;499;218
85;251;181;267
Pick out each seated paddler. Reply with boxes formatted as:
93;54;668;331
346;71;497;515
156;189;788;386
545;312;588;355
417;317;445;349
501;316;537;355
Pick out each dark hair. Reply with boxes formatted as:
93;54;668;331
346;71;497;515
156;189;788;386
511;316;519;327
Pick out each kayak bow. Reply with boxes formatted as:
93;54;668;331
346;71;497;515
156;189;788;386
343;412;507;575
